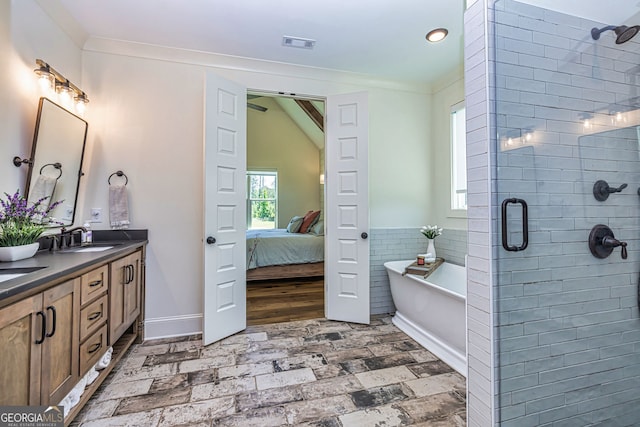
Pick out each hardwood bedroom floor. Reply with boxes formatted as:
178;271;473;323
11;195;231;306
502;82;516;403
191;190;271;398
247;277;324;326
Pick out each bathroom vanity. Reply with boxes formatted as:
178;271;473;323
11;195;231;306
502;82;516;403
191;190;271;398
0;230;147;424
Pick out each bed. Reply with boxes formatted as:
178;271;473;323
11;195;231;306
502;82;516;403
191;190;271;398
246;229;324;281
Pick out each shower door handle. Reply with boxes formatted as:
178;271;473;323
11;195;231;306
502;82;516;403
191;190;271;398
501;198;529;252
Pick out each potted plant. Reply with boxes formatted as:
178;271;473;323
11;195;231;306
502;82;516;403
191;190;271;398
0;190;61;261
420;224;443;261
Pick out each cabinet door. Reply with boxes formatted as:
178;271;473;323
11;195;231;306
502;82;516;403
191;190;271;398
125;251;142;325
40;278;80;404
0;295;43;405
110;251;142;343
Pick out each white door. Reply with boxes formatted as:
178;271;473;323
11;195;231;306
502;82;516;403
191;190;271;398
325;91;370;324
203;71;247;345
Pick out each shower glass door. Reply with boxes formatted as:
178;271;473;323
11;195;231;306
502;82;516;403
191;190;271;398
494;1;640;425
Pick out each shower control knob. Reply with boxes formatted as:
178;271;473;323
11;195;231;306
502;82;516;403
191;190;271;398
602;236;628;260
589;224;628;260
593;180;627;201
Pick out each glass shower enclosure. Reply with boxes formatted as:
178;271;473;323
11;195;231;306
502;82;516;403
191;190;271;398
494;1;640;425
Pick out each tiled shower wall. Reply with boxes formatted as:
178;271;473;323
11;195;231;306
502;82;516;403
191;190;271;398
493;1;640;426
368;227;467;315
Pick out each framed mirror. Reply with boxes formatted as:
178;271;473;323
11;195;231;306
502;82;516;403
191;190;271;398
25;97;88;227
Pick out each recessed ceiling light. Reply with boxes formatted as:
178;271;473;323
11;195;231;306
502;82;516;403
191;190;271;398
426;28;448;43
282;36;316;49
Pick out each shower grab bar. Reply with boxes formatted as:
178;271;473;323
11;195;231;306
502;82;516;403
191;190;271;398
501;198;528;252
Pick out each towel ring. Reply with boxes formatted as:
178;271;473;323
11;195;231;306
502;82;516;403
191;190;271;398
108;170;128;186
39;162;63;180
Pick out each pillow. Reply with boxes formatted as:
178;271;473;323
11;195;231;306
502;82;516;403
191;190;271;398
298;210;321;233
309;220;324;236
286;215;304;233
309;210;321;228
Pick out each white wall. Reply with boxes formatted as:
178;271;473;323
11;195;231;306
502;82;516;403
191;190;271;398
430;68;467;231
1;1;83;202
79;39;433;338
247;97;320;228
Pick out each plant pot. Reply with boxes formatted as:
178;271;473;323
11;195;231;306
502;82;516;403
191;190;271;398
0;243;40;262
426;238;437;260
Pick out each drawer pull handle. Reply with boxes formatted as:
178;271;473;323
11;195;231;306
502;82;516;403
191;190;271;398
87;311;102;321
87;342;102;354
89;280;102;287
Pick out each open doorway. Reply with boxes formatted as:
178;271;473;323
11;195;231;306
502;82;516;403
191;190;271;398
245;92;326;325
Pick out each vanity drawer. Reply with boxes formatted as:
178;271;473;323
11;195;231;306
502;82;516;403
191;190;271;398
79;294;108;342
81;265;108;304
79;323;108;375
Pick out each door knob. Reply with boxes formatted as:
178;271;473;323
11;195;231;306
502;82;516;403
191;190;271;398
361;232;368;239
206;236;216;245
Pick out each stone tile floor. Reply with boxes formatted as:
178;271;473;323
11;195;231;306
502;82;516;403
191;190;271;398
72;316;466;426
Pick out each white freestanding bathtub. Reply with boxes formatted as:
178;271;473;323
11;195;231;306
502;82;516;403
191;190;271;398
384;260;467;376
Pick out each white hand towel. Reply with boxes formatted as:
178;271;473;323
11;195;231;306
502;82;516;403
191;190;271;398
60;395;71;417
109;184;130;229
64;373;88;410
29;175;57;209
86;366;99;385
96;346;113;370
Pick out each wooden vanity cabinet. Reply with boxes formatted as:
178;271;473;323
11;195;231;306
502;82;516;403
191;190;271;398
109;250;142;344
40;279;80;405
0;278;80;406
0;242;145;422
0;294;44;405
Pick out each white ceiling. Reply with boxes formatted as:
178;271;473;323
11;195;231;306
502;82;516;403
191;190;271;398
44;0;640;86
53;0;466;85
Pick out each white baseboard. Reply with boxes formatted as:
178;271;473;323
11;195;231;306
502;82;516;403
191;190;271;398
144;313;202;340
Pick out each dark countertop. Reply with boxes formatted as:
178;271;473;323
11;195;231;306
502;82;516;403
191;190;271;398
0;229;148;306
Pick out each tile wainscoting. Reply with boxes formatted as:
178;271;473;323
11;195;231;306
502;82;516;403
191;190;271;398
369;228;468;315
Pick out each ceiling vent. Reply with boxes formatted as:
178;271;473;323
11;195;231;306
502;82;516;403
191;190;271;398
282;36;316;49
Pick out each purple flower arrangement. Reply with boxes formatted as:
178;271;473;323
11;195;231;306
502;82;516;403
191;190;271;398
0;190;62;247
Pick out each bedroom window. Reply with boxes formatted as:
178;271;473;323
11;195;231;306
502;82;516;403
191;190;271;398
247;171;277;229
451;102;467;210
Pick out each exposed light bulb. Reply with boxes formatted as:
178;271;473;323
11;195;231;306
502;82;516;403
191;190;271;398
74;93;89;115
56;81;73;106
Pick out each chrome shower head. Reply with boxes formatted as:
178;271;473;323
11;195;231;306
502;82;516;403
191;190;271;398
591;25;640;44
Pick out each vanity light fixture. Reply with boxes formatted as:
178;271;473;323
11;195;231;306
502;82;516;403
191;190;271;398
56;79;74;106
33;59;89;115
34;63;55;91
426;28;448;43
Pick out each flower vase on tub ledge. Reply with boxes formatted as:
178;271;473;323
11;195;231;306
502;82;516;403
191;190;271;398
420;224;442;262
0;190;61;262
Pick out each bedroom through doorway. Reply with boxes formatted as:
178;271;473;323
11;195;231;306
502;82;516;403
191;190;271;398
245;92;326;325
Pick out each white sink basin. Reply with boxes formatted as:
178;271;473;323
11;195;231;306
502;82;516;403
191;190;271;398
0;266;46;283
0;273;26;283
71;246;113;253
